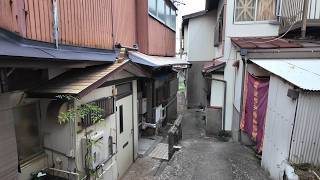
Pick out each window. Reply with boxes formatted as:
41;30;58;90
157;0;165;22
82;97;114;128
148;0;157;16
166;4;171;24
170;8;176;29
234;0;276;22
148;0;176;30
119;105;123;133
116;82;132;100
13;102;42;163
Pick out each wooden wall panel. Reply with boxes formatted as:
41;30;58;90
58;0;113;49
148;17;176;57
136;0;149;54
113;0;137;48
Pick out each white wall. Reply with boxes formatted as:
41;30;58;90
261;75;297;180
210;74;224;107
221;0;280;131
187;10;217;61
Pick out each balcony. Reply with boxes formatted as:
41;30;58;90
279;0;320;34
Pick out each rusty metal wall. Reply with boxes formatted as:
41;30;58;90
136;0;149;54
0;0;20;34
289;92;320;166
25;0;53;42
113;0;137;48
58;0;113;49
148;17;176;56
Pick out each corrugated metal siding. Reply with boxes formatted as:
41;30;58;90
136;0;149;54
261;75;297;180
0;0;19;33
289;92;320;166
25;0;53;42
148;17;176;57
58;0;113;49
113;0;137;47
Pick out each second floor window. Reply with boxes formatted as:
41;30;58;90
234;0;277;22
148;0;176;30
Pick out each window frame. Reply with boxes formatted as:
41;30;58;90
233;0;279;24
13;102;44;164
148;0;176;31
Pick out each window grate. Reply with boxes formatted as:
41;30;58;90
81;97;114;128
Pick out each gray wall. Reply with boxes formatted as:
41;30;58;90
187;61;210;108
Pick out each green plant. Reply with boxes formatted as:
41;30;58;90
56;95;104;125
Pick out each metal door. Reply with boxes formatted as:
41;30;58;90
116;95;133;178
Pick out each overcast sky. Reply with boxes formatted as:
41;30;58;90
175;0;206;54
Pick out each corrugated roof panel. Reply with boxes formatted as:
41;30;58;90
251;59;320;91
129;51;189;67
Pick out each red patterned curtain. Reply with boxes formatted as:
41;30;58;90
240;73;269;153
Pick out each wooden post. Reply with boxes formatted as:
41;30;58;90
301;0;309;39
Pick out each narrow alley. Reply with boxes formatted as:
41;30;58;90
122;109;270;180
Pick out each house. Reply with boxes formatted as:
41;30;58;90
0;0;184;179
232;38;320;179
181;5;218;109
221;0;320;179
183;0;320;179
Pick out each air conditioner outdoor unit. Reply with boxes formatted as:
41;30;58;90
81;131;108;170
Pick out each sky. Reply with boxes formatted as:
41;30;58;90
175;0;206;54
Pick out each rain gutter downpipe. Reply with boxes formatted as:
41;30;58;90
239;49;248;143
205;76;227;131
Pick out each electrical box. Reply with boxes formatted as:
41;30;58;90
138;98;147;115
81;131;108;170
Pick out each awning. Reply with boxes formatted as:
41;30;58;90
128;51;190;68
202;59;226;74
0;30;117;62
28;60;149;98
251;59;320;91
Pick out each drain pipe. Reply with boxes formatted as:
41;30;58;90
239;49;248;142
204;76;227;131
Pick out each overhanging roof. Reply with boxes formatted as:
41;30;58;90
202;59;226;73
128;51;189;68
0;29;117;63
205;0;220;11
28;60;149;98
251;59;320;91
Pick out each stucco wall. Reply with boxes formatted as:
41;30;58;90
222;0;279;131
187;10;217;61
187;61;210;108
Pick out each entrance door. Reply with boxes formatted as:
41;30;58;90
116;95;133;178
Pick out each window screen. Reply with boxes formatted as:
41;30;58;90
13;102;42;162
234;0;276;22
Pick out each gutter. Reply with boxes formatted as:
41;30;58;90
204;76;227;131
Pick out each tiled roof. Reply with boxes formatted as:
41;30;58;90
203;59;226;73
231;37;320;49
29;60;149;97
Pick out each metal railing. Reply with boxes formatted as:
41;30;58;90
279;0;320;34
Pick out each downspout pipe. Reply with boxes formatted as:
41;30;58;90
239;49;248;142
204;76;227;131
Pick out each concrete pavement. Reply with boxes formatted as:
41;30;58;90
121;109;270;180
